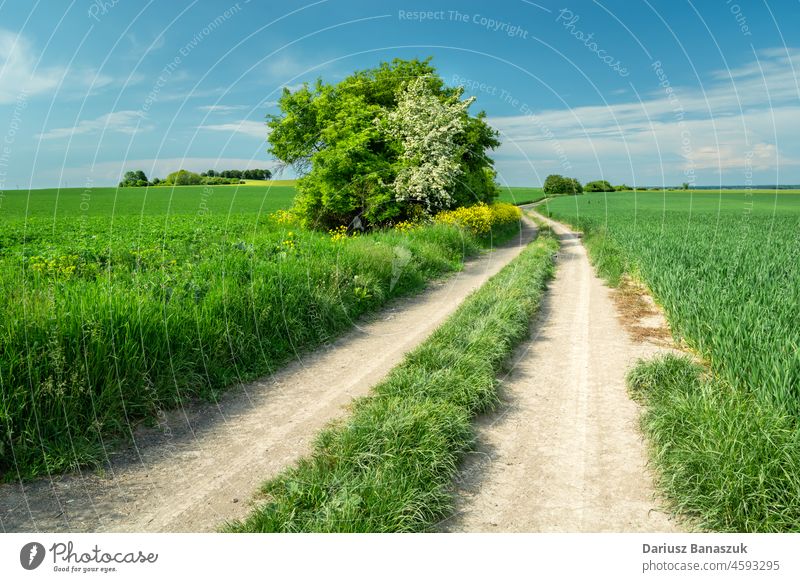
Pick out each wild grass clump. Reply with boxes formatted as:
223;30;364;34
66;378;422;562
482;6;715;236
628;354;800;532
225;231;558;532
0;212;517;480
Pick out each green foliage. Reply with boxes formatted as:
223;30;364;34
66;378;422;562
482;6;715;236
224;232;558;532
118;169;148;187
267;58;499;229
451;113;500;207
203;169;272;180
614;184;631;191
165;169;203;185
584;179;614;192
542;174;583;195
201;176;240;185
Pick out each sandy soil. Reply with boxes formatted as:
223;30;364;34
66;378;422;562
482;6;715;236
0;221;537;533
440;212;681;532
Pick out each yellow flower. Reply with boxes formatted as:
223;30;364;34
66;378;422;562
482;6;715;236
433;202;521;235
393;220;419;233
271;209;298;225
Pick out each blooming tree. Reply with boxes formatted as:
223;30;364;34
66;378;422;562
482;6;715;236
266;58;499;229
383;78;475;213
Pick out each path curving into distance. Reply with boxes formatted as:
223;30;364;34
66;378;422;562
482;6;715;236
441;210;681;532
1;220;538;533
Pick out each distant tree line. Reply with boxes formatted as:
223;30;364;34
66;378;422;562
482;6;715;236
119;168;272;187
542;174;639;196
543;174;583;195
202;169;272;180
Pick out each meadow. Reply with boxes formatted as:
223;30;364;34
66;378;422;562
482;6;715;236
0;183;297;218
545;190;800;531
0;183;522;480
497;186;546;206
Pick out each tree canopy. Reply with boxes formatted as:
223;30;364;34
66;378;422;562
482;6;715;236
119;170;148;187
203;169;272;180
543;174;583;195
266;58;500;228
165;169;203;186
584;179;614;192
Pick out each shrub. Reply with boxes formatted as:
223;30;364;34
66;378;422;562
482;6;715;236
118;169;149;187
165;169;203;185
434;202;521;235
584;180;614;192
201;176;240;185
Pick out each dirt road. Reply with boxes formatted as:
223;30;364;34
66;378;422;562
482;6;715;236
441;212;680;532
0;221;537;533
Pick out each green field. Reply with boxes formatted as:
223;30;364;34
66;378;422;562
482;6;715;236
0;183;523;480
497;186;546;205
546;190;800;409
541;189;800;218
546;190;800;531
0;184;297;218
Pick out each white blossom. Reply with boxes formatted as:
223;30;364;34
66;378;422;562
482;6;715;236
382;77;474;213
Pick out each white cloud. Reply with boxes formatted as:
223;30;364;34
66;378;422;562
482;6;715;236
125;32;166;55
0;29;63;103
199;120;268;139
265;54;305;79
0;28;133;104
36;110;151;140
281;82;306;93
197;104;248;113
488;48;800;185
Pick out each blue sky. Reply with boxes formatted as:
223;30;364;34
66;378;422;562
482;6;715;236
1;0;799;189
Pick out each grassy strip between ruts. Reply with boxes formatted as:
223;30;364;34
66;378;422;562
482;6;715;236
224;229;558;532
563;218;800;532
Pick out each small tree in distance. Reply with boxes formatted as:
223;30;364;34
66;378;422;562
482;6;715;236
584;180;614;192
119;169;148;187
165;169;203;185
543;174;583;196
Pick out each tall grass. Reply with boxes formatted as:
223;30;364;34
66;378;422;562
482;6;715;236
225;231;558;532
545;193;800;531
0;212;516;480
628;355;800;532
546;203;800;416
